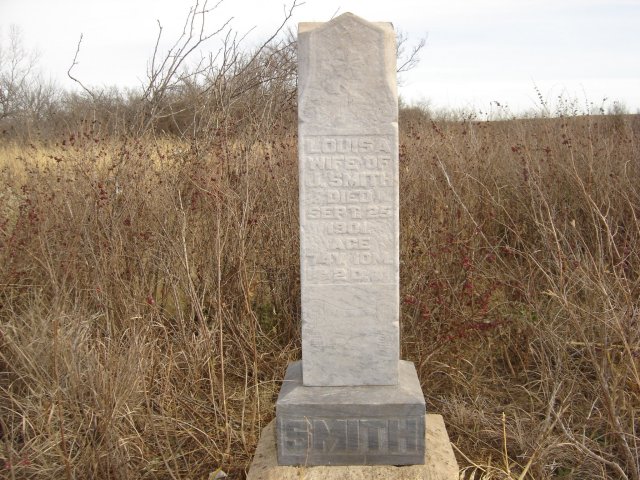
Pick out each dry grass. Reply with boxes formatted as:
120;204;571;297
1;111;638;479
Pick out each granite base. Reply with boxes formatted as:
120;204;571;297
275;360;426;465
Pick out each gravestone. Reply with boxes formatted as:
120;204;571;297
298;12;399;388
274;12;427;466
247;11;459;477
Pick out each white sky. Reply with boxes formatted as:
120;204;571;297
2;0;639;115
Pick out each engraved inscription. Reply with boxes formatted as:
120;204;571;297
304;136;392;154
297;13;400;387
279;416;422;457
301;135;396;286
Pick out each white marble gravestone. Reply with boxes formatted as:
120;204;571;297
274;12;427;467
298;13;399;387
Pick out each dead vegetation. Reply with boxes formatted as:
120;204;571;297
399;111;639;480
1;107;638;479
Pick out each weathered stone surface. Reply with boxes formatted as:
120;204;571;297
247;415;459;479
276;361;425;465
298;13;400;386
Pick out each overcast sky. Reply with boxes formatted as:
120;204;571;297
2;0;639;115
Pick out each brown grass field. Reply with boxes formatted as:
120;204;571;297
1;110;639;479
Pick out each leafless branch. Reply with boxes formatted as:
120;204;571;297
67;33;96;100
397;30;427;74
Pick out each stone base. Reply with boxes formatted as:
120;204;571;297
247;414;459;479
275;361;426;465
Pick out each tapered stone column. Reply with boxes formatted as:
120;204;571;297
297;13;400;388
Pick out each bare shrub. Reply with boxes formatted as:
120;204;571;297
1;127;300;478
400;112;639;479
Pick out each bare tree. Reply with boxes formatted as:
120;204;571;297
0;25;38;120
0;25;60;141
65;0;301;138
138;0;301;135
